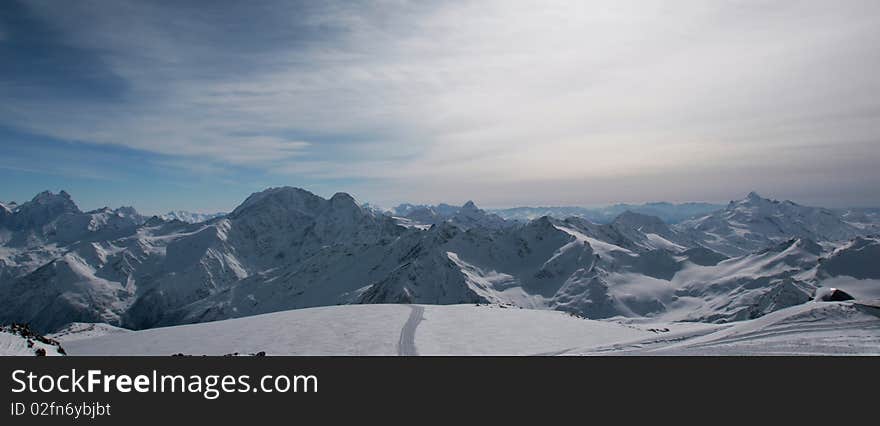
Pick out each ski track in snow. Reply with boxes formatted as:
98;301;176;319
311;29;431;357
398;304;424;356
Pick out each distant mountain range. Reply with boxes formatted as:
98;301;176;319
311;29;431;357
488;202;724;224
1;188;878;334
159;211;226;224
370;200;723;224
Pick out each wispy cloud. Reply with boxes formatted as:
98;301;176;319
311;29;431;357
2;0;880;207
0;163;115;181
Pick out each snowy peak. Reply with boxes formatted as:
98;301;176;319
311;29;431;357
328;192;362;214
81;206;146;232
391;203;460;218
746;191;764;201
678;192;863;256
32;189;75;205
0;191;92;239
212;186;403;274
529;215;556;230
330;192;357;205
449;201;510;230
727;191;779;213
230;187;367;220
86;206;144;221
7;190;81;229
611;210;668;231
490;202;723;224
160;210;225;224
454;200;485;218
461;200;478;211
392;200;511;231
230;186;326;218
29;190;80;215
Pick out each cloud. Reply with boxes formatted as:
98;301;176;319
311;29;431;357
3;0;880;207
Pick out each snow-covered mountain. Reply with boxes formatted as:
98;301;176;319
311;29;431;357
390;203;461;218
396;201;722;225
160;210;226;224
811;236;880;301
389;200;512;230
491;202;723;224
676;192;864;257
1;187;878;336
818;236;880;281
0;187;407;331
839;208;880;234
0;191;145;242
657;238;823;323
0;192;146;294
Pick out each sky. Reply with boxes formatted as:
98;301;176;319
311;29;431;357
2;0;880;214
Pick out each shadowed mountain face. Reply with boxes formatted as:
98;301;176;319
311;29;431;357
818;237;880;280
0;189;878;332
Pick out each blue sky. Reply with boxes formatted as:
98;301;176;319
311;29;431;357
2;0;880;214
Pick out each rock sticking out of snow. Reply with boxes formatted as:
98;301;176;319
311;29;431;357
814;287;855;302
0;323;66;356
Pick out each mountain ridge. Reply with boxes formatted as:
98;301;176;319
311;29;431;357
1;188;878;333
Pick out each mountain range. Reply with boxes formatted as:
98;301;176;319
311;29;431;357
1;187;878;333
488;202;724;224
159;211;226;224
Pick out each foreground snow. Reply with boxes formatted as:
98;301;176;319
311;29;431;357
59;302;880;356
0;324;66;356
65;304;414;356
574;301;880;356
64;304;659;356
661;302;880;355
48;322;130;343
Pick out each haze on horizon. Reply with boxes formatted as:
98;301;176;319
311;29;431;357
2;0;880;214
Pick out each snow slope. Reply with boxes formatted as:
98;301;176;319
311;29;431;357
656;238;822;323
613;301;880;355
809;236;880;301
0;324;66;356
48;322;130;343
61;302;880;356
415;304;651;355
63;304;655;356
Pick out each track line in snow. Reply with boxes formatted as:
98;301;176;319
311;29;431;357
398;305;424;356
